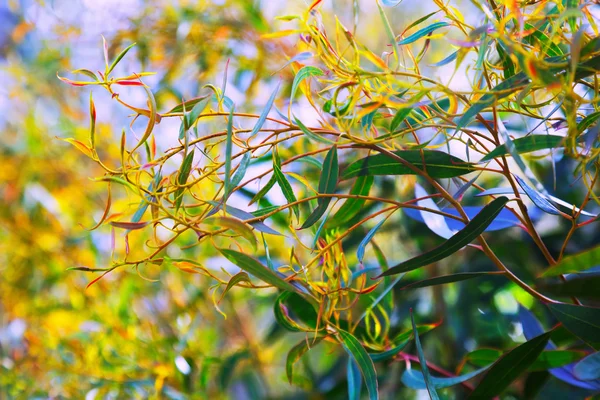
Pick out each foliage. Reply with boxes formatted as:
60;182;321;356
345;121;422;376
3;0;600;398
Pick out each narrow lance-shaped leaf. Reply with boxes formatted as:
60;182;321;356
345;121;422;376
402;366;489;390
514;175;561;215
223;106;235;199
379;197;509;277
469;332;552;398
294;117;337;144
208;216;257;251
89;92;96;148
206;201;282;236
250;82;280;137
480;135;565;161
273;165;299;220
399;271;505;291
398;22;449;45
357;218;387;263
218;271;252;303
175;150;195;211
230;152;252;189
167;94;211;114
301;146;339;229
411;311;440;400
106;42;136;76
341;150;475;180
249;175;277;205
331;175;373;226
338;329;379;400
219;248;300;295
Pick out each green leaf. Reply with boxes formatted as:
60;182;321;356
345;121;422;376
180;96;211;139
274;291;320;332
249;175;277;205
286;336;325;384
480;135;565;161
397;22;449;45
219;248;298;293
578;111;600;133
223;106;235;199
273;165;299;220
174;150;195;211
294;117;337;144
469;332;552;398
291;66;324;100
331;175;374;226
379;197;509;277
230;152;251;189
207;201;282;236
106;42;136;76
301;146;339;229
573;351;600;381
376;1;399;67
338;329;379;400
250;82;279;137
538;275;600;300
369;339;411;362
208;217;257;251
411;311;440;400
167;95;211;114
341;150;475;180
466;348;585;370
542;244;600;277
219;271;252;302
548;303;600;347
390;108;413;132
399;271;505;290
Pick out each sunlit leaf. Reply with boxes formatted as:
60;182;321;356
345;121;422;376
397;22;449;45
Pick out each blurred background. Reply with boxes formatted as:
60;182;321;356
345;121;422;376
1;0;599;399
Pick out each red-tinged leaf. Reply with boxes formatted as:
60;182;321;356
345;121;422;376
112;80;145;86
87;184;112;231
109;221;149;230
57;71;102;87
86;269;113;289
308;0;323;12
61;138;94;158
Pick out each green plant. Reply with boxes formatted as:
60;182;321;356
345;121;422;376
57;0;600;398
